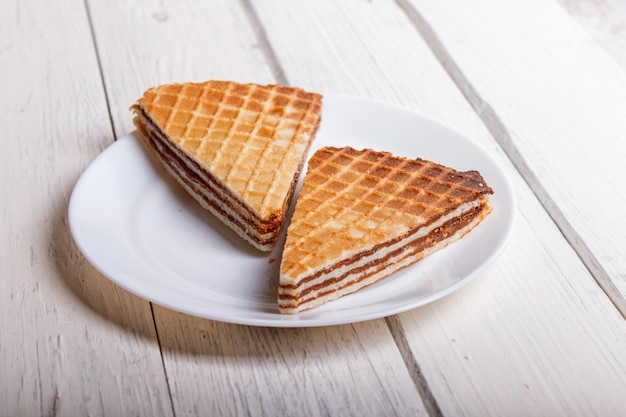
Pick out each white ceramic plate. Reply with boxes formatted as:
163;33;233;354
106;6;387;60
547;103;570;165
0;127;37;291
69;95;516;327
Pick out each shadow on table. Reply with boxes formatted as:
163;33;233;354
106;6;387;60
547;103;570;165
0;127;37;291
50;167;160;344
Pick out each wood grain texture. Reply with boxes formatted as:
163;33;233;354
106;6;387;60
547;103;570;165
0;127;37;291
154;308;425;416
404;0;626;316
88;0;427;415
6;0;626;415
557;0;626;68
0;0;173;415
86;0;275;138
250;0;626;415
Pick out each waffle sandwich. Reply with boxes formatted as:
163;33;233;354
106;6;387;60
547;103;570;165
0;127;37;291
131;81;322;251
278;146;494;314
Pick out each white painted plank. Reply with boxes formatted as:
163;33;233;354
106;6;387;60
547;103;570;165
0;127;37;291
155;309;425;416
557;0;626;69
88;0;427;415
250;0;626;415
404;0;626;315
0;0;173;415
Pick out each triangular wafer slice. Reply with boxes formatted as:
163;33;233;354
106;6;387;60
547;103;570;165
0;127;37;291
278;146;494;313
131;80;322;251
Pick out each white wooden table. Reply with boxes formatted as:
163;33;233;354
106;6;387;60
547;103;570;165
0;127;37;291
3;0;626;415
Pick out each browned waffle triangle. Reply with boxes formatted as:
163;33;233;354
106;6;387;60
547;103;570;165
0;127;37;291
278;146;493;313
131;80;322;251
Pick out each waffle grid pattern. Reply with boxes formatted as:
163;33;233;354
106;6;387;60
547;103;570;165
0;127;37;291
139;81;322;218
281;146;492;279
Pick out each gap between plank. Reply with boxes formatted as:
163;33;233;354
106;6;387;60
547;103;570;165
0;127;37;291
385;316;444;417
150;303;177;417
82;0;117;140
394;0;626;319
239;0;289;86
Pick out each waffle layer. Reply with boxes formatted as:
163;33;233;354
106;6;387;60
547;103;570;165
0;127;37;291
279;146;493;313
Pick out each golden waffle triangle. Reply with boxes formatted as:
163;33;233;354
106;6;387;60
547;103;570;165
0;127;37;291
131;80;322;251
278;146;493;313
